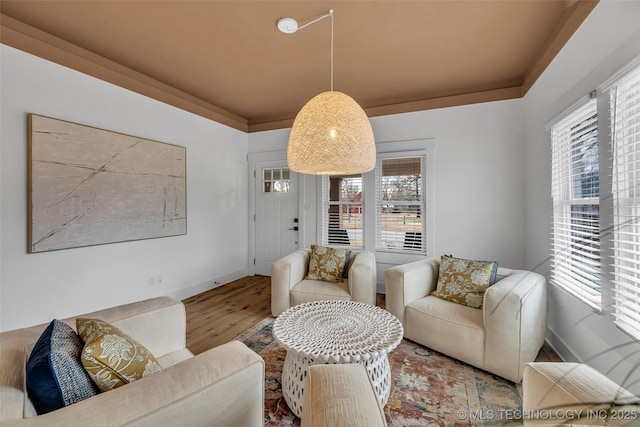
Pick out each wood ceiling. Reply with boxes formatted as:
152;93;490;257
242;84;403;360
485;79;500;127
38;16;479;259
0;1;598;133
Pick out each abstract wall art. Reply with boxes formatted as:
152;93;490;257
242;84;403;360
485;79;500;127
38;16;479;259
27;114;187;253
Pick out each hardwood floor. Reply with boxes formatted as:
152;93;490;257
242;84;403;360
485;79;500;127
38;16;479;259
182;275;561;362
183;275;271;355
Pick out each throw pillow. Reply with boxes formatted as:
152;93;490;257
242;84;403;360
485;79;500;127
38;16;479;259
431;255;499;309
306;245;349;282
26;319;99;415
342;250;353;278
76;318;161;392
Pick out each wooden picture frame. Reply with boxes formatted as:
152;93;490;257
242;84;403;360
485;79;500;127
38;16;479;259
27;114;187;253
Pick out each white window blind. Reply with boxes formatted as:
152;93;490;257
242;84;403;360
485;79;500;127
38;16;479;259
610;64;640;340
375;156;425;252
320;174;363;247
550;99;602;309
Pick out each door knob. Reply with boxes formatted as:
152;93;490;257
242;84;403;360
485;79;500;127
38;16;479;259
288;226;299;231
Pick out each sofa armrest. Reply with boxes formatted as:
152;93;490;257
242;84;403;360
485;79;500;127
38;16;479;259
348;251;376;306
301;364;387;427
384;258;440;327
271;249;310;317
2;341;264;427
483;270;547;383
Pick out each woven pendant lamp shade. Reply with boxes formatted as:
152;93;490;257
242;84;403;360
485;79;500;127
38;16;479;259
287;91;376;175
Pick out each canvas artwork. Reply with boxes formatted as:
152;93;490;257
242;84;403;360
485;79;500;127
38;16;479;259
28;114;187;253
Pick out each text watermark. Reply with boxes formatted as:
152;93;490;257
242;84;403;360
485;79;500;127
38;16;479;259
456;408;639;422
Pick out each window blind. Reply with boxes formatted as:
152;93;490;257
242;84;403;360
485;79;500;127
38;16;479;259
550;99;601;309
610;64;640;340
375;156;425;252
320;175;363;247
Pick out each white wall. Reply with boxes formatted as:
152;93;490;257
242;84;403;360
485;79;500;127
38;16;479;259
370;100;526;268
0;45;249;332
249;98;528;287
523;1;640;393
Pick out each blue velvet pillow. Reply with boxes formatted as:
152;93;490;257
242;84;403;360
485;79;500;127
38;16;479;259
342;250;353;278
26;319;99;414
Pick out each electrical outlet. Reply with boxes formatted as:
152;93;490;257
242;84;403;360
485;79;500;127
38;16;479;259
148;275;163;287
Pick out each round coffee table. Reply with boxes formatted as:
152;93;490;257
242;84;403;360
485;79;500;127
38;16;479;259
272;300;403;418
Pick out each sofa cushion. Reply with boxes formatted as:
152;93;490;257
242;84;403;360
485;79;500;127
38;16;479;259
406;296;485;369
307;245;349;282
76;318;162;392
156;348;194;368
291;279;351;307
431;255;498;308
25;319;99;415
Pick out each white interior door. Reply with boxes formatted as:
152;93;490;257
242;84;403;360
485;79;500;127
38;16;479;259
253;159;299;276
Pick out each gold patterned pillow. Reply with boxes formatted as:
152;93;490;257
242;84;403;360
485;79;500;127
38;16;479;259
76;318;161;392
306;245;349;282
431;255;498;309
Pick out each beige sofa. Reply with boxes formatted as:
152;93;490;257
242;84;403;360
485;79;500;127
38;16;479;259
0;297;264;426
385;257;547;382
271;248;376;317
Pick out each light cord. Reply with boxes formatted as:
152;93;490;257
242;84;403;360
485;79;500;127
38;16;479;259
330;10;334;91
293;10;334;91
296;10;333;31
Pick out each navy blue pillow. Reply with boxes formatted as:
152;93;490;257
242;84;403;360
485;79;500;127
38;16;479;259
342;250;353;278
26;319;98;414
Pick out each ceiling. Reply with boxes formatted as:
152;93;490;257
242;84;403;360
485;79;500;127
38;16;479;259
0;1;598;133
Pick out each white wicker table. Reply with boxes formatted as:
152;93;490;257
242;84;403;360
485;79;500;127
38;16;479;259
272;300;403;418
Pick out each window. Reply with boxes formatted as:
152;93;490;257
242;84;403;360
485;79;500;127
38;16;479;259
318;139;434;255
375;156;425;252
610;64;640;340
550;99;601;309
320;174;363;247
263;168;290;193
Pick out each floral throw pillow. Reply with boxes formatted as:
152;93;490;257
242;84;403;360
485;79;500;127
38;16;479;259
76;318;162;392
306;245;349;282
431;255;498;309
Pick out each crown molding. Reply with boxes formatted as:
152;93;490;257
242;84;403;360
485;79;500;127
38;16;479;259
521;0;599;96
0;14;249;133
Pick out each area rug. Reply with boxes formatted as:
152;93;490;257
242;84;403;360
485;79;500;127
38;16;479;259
235;317;526;426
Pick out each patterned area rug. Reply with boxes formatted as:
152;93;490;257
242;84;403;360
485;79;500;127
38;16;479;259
235;317;527;426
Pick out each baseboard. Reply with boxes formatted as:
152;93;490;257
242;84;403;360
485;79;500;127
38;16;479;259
545;327;579;363
166;268;249;301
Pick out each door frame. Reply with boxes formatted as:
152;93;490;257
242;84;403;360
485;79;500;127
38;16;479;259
248;150;306;276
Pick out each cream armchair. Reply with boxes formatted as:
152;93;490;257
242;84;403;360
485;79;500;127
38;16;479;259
271;248;377;317
523;362;639;425
385;257;547;383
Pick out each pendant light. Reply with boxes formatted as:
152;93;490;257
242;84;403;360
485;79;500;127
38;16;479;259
278;10;376;175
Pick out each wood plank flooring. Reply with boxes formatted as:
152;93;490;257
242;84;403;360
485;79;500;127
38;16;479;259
182;275;561;362
183;275;271;355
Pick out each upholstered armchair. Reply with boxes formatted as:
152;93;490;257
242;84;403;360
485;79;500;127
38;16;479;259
385;257;547;383
523;362;639;425
271;248;377;317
